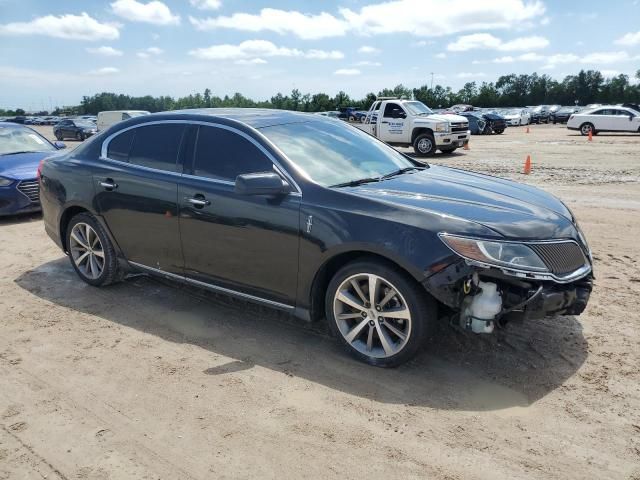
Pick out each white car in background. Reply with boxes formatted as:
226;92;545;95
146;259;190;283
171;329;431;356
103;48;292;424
567;105;640;135
502;108;531;126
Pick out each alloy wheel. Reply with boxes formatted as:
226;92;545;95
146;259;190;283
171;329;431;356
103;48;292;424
333;273;412;359
69;222;105;280
417;138;432;154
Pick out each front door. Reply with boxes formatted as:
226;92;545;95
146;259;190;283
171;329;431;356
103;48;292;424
93;123;186;274
379;102;408;143
178;124;300;305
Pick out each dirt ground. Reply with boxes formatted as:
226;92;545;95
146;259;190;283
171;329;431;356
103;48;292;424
1;123;639;480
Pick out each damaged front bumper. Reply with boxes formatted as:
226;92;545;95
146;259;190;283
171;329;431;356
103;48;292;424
423;258;593;330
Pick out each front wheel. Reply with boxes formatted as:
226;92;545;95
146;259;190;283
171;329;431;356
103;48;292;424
494;129;504;134
66;213;122;287
580;123;595;136
55;132;63;141
326;260;436;367
413;133;436;157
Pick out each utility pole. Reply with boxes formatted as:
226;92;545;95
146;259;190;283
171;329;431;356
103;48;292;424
430;72;434;90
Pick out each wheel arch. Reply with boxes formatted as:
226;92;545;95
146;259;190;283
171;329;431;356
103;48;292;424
307;248;424;322
411;127;434;144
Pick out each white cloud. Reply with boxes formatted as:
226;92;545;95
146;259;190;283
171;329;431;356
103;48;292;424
491;52;544;63
435;52;447;59
447;33;549;52
456;72;486;78
189;8;347;40
137;46;164;58
188;40;343;61
188;1;545;40
235;58;268;65
0;12;119;41
86;46;123;56
341;0;546;37
412;40;434;47
87;67;120;76
358;45;380;54
615;31;640;46
334;68;361;76
306;49;344;59
111;0;180;26
581;51;630;64
190;0;222;10
355;60;381;66
600;70;619;77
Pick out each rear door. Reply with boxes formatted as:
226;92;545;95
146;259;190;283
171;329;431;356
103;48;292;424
178;124;300;305
610;109;638;132
93;122;186;274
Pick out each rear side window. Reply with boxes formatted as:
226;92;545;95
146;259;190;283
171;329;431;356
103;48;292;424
128;124;185;172
107;129;135;162
192;126;273;181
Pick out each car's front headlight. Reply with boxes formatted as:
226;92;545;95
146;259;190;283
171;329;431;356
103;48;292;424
0;177;14;187
439;234;548;272
435;122;449;133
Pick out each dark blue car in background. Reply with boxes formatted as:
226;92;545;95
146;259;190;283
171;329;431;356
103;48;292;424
0;123;65;216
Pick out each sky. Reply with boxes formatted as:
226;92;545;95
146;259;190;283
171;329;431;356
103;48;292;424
0;0;639;111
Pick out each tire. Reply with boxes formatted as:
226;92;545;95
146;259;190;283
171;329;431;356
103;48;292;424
75;131;81;141
494;129;504;134
412;133;436;157
348;115;355;122
55;132;63;141
325;259;436;367
440;147;456;154
580;123;595;136
66;212;121;287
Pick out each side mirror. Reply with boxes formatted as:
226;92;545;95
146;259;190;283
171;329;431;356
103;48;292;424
235;172;290;196
54;141;66;149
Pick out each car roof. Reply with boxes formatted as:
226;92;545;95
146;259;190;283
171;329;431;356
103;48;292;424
155;108;324;129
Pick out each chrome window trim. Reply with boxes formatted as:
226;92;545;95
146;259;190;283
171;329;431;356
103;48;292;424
129;261;295;311
438;233;592;283
100;119;302;196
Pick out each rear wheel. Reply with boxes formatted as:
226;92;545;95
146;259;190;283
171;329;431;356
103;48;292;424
494;128;505;134
413;133;436;157
66;213;121;287
325;260;436;367
580;123;595;136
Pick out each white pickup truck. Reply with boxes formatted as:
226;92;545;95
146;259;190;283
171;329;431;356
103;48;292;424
357;98;470;156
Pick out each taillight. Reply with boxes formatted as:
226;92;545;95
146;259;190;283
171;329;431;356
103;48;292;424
37;159;45;179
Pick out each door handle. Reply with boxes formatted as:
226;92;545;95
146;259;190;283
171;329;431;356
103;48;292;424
186;196;211;207
381;121;389;124
99;179;118;190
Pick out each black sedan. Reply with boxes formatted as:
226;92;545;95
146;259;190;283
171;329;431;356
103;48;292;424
39;109;593;367
53;119;97;141
459;112;507;134
550;107;580;124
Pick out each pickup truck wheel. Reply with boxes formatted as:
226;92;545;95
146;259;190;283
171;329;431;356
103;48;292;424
413;133;436;157
326;260;436;367
348;115;355;122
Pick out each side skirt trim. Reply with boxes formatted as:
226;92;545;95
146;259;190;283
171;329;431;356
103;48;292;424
128;261;295;311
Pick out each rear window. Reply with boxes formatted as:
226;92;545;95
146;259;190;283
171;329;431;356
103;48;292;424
128;124;184;172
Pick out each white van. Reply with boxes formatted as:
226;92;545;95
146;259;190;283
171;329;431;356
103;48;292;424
97;110;150;132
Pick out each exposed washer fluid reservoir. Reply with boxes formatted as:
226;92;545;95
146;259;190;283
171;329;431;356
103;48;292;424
461;281;502;334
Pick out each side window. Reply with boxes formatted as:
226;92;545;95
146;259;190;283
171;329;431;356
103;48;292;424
192;126;273;182
128;124;185;172
383;103;405;118
122;113;131;120
107;129;135;162
591;110;603;115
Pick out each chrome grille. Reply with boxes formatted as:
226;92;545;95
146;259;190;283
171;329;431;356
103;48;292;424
450;122;468;133
17;180;40;203
530;242;587;276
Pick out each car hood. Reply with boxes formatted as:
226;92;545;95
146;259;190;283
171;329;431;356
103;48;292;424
0;151;55;180
416;113;468;124
346;165;577;240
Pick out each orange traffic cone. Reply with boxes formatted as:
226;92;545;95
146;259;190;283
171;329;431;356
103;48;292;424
588;130;593;142
523;155;532;174
463;140;470;150
525;126;530;134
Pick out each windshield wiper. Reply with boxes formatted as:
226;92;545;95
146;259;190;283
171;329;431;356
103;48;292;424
380;166;424;180
329;177;382;188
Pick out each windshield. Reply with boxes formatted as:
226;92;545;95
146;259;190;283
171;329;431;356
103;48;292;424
76;121;95;128
507;109;521;115
260;120;416;187
0;127;56;155
404;101;433;116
